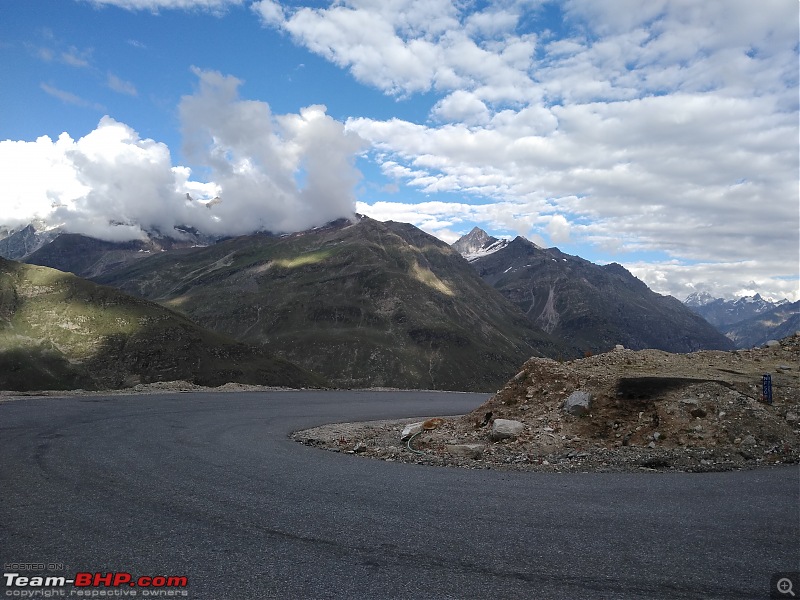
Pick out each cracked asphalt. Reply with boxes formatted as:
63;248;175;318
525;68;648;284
1;390;797;599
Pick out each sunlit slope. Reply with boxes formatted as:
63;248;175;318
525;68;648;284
97;218;568;391
0;257;320;391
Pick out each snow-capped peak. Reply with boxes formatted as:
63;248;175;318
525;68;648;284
684;291;717;307
452;227;510;261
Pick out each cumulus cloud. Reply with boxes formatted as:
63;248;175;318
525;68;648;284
1;69;365;241
327;0;798;300
253;0;539;102
179;67;365;235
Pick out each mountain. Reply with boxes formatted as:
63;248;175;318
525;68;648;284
450;226;510;260
684;293;789;329
92;217;567;391
0;220;220;279
23;232;217;279
452;230;734;354
0;257;319;391
0;223;61;261
724;301;799;348
684;291;717;308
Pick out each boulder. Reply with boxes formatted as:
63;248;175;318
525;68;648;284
491;419;525;441
764;340;780;348
445;444;484;459
400;422;424;441
563;391;592;416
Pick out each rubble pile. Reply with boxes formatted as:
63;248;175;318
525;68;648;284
295;335;800;472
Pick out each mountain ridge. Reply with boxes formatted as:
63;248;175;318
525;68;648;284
452;227;734;354
0;257;320;391
90;216;567;391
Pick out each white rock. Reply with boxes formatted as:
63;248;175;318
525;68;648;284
614;344;625;351
764;339;780;348
491;419;525;441
563;391;592;416
400;422;424;441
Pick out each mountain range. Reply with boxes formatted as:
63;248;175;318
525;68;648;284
684;292;798;348
451;227;733;354
89;217;565;391
0;219;776;392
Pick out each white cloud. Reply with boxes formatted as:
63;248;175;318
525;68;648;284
546;214;570;244
179;67;366;235
60;46;92;68
1;69;365;242
40;83;105;110
253;0;539;102
107;72;138;96
329;1;798;301
81;0;243;12
627;259;799;304
431;90;490;124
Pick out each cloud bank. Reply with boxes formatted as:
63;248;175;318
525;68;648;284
255;0;797;300
1;68;364;241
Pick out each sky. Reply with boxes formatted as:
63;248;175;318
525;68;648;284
1;0;798;302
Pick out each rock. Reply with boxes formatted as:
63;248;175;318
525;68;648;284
446;444;484;459
653;432;661;441
741;435;757;446
764;340;780;348
647;441;656;449
786;412;799;422
353;441;367;453
400;422;424;441
563;391;592;416
491;419;525;441
690;407;707;418
614;344;625;351
422;418;445;430
680;398;699;406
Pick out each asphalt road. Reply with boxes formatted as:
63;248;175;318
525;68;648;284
1;390;798;599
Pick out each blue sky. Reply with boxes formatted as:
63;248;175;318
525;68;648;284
1;0;798;301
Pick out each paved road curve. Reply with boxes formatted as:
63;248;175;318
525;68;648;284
1;391;798;599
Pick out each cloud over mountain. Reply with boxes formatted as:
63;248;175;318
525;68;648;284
1;68;365;242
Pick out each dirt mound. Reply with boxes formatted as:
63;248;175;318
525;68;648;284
295;335;800;472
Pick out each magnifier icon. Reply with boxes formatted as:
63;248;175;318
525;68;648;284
778;578;796;597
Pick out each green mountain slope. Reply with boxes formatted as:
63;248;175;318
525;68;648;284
96;217;567;391
0;257;320;391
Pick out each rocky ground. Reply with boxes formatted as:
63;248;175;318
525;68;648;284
294;335;800;473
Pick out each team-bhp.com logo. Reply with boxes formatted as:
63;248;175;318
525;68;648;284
4;572;188;597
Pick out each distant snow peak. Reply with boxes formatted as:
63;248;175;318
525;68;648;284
464;238;509;262
684;291;717;307
452;227;509;261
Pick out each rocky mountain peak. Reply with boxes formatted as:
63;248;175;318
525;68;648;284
452;227;510;262
684;291;717;307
